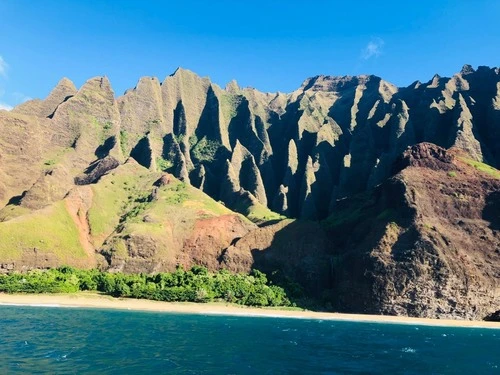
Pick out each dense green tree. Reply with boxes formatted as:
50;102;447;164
0;266;291;307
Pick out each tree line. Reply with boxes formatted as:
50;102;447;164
0;266;292;307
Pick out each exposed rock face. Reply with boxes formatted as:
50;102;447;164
154;173;172;187
325;143;500;320
225;219;332;294
75;155;120;185
393;142;455;173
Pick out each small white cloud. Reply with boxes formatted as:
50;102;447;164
361;38;385;60
0;56;7;78
0;102;12;111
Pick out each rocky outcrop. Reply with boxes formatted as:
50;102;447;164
74;155;120;185
325;143;500;320
226;219;332;294
392;142;455;174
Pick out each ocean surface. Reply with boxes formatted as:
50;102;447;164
0;305;498;374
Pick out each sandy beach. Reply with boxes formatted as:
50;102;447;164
0;292;498;329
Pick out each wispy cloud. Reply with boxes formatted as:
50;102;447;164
0;102;12;111
0;56;7;78
361;38;385;60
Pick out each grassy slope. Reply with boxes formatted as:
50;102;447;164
83;159;252;267
246;203;286;223
458;156;500;179
0;155;271;269
87;162;160;246
102;176;248;262
0;201;87;262
0;205;31;222
89;161;242;232
231;195;285;224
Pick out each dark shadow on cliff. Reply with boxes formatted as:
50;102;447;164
173;100;187;138
248;220;334;310
195;86;221;143
246;173;416;312
7;190;28;206
483;191;500;230
130;136;152;169
95;136;116;159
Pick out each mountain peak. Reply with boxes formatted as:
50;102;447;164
79;76;113;94
170;67;196;77
225;79;240;93
56;77;77;90
300;74;381;92
460;64;475;75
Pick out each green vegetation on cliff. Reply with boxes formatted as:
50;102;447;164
0;201;87;262
0;266;291;307
156;157;174;172
87;163;159;243
190;136;221;163
458;157;500;179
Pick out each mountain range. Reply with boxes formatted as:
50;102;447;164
0;65;498;319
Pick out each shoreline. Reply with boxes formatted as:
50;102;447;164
0;293;499;329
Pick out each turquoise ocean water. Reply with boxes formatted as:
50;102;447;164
0;305;498;374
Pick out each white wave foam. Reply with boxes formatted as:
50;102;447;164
401;347;416;353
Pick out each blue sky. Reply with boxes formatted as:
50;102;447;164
0;0;499;109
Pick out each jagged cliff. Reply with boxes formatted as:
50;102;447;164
0;66;499;319
3;65;499;220
323;143;500;319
